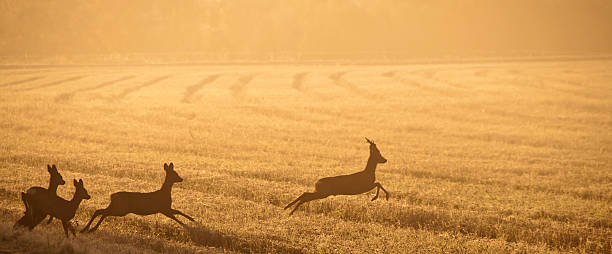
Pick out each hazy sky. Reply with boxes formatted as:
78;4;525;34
1;0;611;57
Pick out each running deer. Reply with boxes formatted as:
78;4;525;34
14;164;65;230
284;138;389;215
80;162;195;233
23;179;90;237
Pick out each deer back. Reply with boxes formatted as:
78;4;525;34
315;171;375;195
26;193;73;221
25;186;60;206
109;190;172;215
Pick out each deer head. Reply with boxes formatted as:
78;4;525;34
366;137;387;164
48;164;66;186
73;179;91;200
164;162;183;183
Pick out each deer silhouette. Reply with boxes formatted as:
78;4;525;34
14;164;65;230
285;138;389;215
80;162;195;233
22;179;90;237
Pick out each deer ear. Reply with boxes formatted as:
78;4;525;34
47;164;52;172
52;165;57;170
169;162;174;171
73;179;78;186
79;179;83;185
164;163;168;171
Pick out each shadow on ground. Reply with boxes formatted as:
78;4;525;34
184;222;304;254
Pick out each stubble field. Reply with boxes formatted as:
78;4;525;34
0;60;610;253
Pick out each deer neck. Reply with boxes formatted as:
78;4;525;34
364;156;378;174
48;179;58;194
69;195;84;211
160;179;174;194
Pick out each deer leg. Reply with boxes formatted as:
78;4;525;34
14;214;34;230
289;201;304;216
21;193;35;229
81;209;103;233
289;192;328;216
375;182;390;200
81;210;102;233
162;211;185;226
29;211;47;229
61;221;70;238
284;193;306;210
15;194;46;230
14;205;33;229
14;216;26;229
171;209;195;222
27;210;45;230
88;215;108;232
68;222;77;237
371;185;381;201
14;201;32;230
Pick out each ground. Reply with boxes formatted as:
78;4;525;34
0;60;610;253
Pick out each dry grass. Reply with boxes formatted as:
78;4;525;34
0;61;610;253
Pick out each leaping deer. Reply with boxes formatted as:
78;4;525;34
284;138;389;215
14;164;65;230
80;162;195;233
22;179;91;237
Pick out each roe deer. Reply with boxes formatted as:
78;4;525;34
80;162;195;233
23;179;90;237
14;164;65;230
284;138;389;215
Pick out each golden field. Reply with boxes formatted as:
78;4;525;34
0;60;610;253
